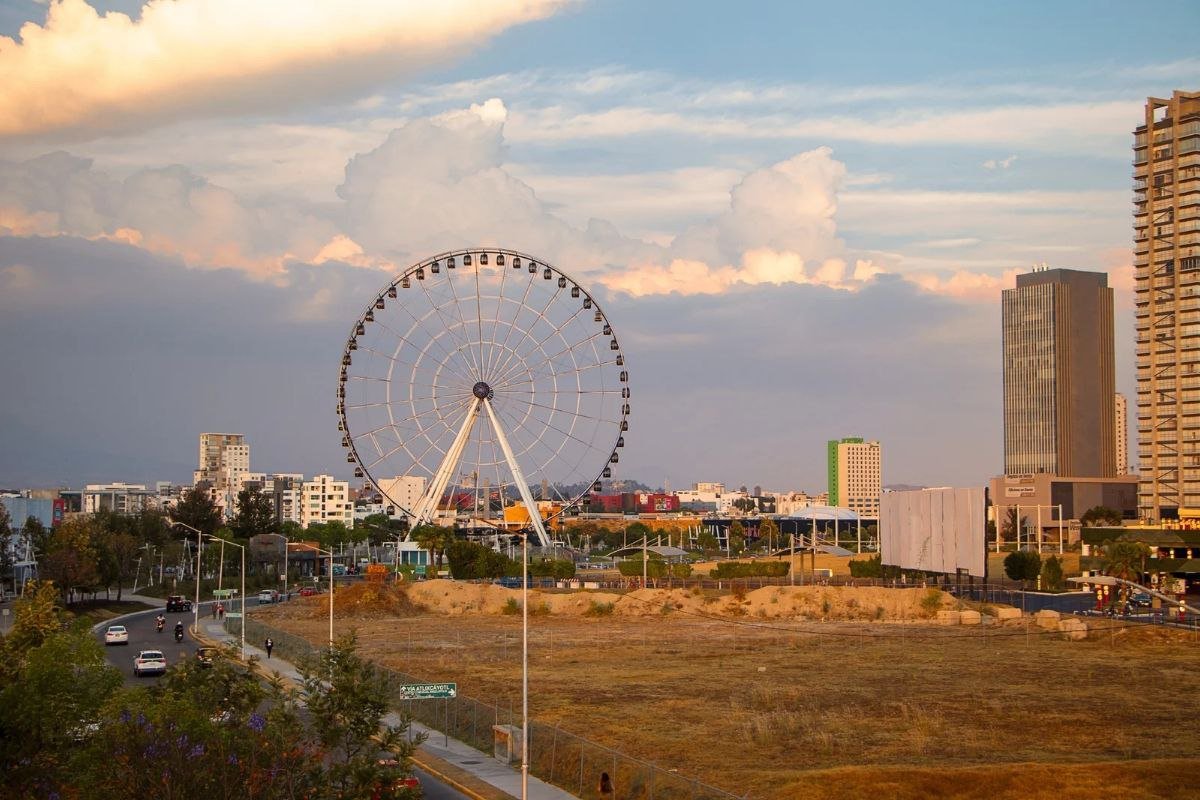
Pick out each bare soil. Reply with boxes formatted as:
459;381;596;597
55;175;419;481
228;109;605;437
260;580;1200;800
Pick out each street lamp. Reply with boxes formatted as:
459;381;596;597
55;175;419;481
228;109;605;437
164;518;203;632
309;544;335;649
207;535;246;660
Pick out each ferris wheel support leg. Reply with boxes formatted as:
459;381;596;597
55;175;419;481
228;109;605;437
411;397;481;532
483;399;552;549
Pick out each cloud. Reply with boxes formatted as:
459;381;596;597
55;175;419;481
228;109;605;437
0;0;568;139
982;155;1019;169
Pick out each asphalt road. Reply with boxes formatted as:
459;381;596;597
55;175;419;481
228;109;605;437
95;603;467;799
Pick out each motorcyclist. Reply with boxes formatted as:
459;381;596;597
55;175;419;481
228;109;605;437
156;614;165;633
174;621;184;642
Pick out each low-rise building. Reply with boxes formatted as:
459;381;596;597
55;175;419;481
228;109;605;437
301;474;354;529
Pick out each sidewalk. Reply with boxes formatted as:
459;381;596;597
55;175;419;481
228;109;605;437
198;617;579;800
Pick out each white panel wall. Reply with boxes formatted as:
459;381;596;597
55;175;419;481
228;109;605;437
880;487;986;577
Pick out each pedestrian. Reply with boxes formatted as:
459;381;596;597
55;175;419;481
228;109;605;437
211;602;217;619
217;603;225;620
265;637;274;658
598;772;613;795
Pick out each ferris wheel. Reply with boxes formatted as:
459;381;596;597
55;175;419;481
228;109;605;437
337;248;629;547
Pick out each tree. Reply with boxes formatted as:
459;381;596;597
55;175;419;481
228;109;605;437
1080;506;1124;527
1101;540;1150;607
230;485;278;541
95;530;139;601
41;517;101;605
0;505;13;593
758;518;780;553
171;484;222;537
1040;554;1066;592
727;521;745;554
412;524;456;571
22;515;51;564
696;530;719;557
1001;507;1028;545
732;497;756;514
1003;550;1041;587
298;633;424;798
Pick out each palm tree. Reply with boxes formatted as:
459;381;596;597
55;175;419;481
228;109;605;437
412;524;456;572
1002;507;1029;547
1101;540;1150;608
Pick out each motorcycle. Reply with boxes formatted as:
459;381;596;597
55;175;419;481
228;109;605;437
174;626;184;643
156;617;165;633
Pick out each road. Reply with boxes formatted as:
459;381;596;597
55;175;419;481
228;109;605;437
95;604;468;798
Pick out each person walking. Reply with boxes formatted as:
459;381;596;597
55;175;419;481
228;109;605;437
211;602;217;619
598;771;613;796
264;637;274;659
217;603;225;620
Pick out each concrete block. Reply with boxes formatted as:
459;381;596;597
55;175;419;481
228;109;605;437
936;610;961;625
1034;609;1062;630
1058;617;1088;641
994;607;1022;620
958;609;982;625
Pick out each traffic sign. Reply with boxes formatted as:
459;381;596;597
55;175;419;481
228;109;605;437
224;612;243;619
397;682;457;699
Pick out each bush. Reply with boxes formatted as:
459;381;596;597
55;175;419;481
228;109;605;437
502;597;520;615
584;601;614;617
710;561;789;579
670;562;693;579
1040;555;1066;592
849;553;882;578
529;559;576;579
1003;551;1042;585
447;540;516;579
617;559;668;578
920;589;943;616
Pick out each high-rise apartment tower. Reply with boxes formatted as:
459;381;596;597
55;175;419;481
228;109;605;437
1134;90;1200;521
827;438;881;518
1001;268;1116;477
1115;393;1128;476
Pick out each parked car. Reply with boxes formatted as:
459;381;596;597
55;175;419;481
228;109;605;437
195;646;218;668
373;758;421;799
257;589;279;604
166;595;192;612
104;625;129;646
299;587;317;597
133;650;167;677
1130;591;1153;608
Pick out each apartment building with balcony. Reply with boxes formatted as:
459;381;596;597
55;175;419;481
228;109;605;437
1135;90;1200;521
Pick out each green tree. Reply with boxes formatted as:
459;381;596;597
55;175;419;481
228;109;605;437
696;530;719;557
298;633;424;797
0;505;12;593
230;485;278;541
1101;540;1151;607
1001;507;1029;546
22;515;51;564
1080;506;1124;526
412;524;456;571
732;497;756;513
1003;550;1042;588
95;529;139;601
171;483;223;537
1040;554;1066;592
727;521;746;554
758;518;780;552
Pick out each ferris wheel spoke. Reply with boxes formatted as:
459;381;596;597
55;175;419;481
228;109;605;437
492;396;609;467
484;273;537;384
488;303;588;388
367;321;477;388
428;265;485;379
491;330;607;392
483;263;512;384
487;283;574;385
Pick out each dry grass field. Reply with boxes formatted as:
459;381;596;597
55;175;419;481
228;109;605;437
260;582;1199;800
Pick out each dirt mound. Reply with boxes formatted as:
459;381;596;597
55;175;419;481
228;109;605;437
1104;622;1199;646
395;580;954;621
285;582;428;619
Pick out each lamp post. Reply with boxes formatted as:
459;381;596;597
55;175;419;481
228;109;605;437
310;545;335;648
208;535;246;660
521;527;529;800
165;518;203;632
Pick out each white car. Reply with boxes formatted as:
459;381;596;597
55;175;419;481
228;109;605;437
257;589;278;604
133;650;167;677
104;625;129;645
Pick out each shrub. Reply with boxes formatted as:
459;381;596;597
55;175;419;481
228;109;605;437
731;583;748;602
529;559;576;579
502;598;520;615
710;561;789;579
1040;555;1065;592
617;558;668;578
584;601;614;617
849;553;882;578
1003;551;1042;586
874;606;885;620
920;589;943;616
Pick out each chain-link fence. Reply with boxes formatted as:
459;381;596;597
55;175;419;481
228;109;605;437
236;616;742;800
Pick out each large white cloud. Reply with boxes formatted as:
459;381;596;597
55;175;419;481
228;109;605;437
0;0;568;139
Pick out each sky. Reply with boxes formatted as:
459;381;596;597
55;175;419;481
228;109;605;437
1;0;1198;493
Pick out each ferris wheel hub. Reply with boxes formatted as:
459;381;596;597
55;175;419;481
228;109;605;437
472;381;494;400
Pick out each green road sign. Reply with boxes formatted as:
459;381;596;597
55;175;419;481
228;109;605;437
397;682;457;699
224;612;243;619
415;565;426;576
213;589;237;598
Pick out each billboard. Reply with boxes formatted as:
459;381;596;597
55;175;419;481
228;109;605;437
880;487;987;578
